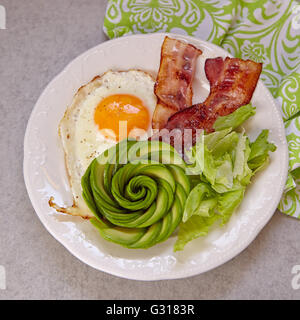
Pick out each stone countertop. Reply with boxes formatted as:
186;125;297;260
0;0;299;300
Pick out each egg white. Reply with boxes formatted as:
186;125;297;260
51;70;157;218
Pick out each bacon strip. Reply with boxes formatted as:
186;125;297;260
152;37;202;130
164;57;262;145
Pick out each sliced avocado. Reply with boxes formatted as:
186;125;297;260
83;139;190;249
81;161;99;216
127;140;174;162
145;150;185;169
103;140;137;192
92;218;146;246
137;164;176;193
100;207;142;226
91;157;115;206
155;178;174;211
124;176;148;201
115;202;156;228
164;196;183;240
167;164;190;195
92;184;122;214
136;186;168;227
156;184;186;243
155;210;172;243
174;183;187;209
90;217;112;229
111;170;157;210
128;221;162;249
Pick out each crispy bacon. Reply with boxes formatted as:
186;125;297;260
152;36;202;130
164;57;262;145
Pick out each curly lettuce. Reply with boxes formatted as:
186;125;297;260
174;104;276;251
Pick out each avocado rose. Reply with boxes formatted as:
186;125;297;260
81;139;190;249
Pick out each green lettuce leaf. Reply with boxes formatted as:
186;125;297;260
195;198;218;217
211;153;234;193
204;128;232;150
211;131;239;158
175;188;246;251
174;214;221;252
218;188;245;225
248;130;276;172
175;111;276;251
233;132;252;185
213;104;256;131
174;188;246;251
183;183;216;222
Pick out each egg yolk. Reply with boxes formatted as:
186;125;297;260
94;94;150;141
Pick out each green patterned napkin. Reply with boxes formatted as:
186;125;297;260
103;0;300;218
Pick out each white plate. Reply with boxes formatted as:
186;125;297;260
24;33;288;281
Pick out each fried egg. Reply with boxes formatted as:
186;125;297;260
50;70;157;218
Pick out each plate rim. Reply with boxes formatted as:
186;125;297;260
23;32;289;281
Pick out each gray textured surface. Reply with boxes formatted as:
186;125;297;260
0;0;300;300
